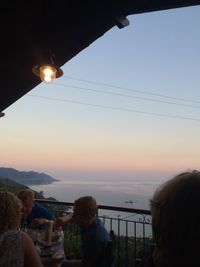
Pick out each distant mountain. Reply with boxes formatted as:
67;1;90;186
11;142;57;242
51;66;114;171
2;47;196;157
0;167;59;185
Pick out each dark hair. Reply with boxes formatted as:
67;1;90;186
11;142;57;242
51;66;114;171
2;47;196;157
74;196;97;219
151;170;200;267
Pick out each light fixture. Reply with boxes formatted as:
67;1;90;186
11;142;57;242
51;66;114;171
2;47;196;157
0;112;5;118
115;16;130;29
32;64;63;83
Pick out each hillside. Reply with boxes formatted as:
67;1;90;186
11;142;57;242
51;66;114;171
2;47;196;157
0;176;44;199
0;176;68;216
0;167;58;185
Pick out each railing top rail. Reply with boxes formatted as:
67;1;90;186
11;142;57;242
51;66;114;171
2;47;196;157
36;199;151;215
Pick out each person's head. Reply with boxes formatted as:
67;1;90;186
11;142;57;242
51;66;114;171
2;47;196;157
0;191;22;233
151;170;200;267
18;189;35;216
73;196;97;227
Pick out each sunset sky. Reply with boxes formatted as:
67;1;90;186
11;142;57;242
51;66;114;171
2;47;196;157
1;6;200;181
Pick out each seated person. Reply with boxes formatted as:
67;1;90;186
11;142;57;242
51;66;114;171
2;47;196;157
18;189;54;230
0;191;44;267
142;170;200;267
55;196;112;267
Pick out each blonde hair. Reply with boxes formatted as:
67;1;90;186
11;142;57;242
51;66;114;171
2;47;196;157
74;196;97;219
18;188;34;201
0;191;22;233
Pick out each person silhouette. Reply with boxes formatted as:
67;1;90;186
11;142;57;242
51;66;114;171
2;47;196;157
18;189;54;230
55;196;112;267
0;191;43;267
144;170;200;267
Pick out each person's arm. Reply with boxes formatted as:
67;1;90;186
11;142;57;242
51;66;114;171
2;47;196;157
21;232;44;267
54;213;74;229
29;204;54;228
29;218;47;228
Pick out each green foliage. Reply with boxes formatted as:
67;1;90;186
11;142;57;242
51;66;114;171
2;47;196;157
63;223;81;259
62;227;153;267
0;176;28;194
116;236;152;267
0;176;45;199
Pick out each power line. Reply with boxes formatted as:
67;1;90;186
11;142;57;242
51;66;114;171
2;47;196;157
27;94;200;122
54;82;200;110
62;75;200;104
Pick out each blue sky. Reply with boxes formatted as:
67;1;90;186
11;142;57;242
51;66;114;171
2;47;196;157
1;6;200;181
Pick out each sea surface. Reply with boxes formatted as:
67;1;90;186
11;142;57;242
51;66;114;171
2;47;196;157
31;178;161;210
31;178;162;237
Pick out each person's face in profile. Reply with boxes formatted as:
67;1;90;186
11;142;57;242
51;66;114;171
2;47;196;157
73;206;90;227
22;198;34;216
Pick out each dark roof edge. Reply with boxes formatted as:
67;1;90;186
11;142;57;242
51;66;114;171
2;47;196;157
122;0;200;16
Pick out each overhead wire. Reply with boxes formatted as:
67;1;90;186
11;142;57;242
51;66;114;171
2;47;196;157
28;94;200;122
54;82;200;110
62;75;200;104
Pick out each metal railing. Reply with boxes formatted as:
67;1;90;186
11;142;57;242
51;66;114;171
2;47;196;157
36;199;153;267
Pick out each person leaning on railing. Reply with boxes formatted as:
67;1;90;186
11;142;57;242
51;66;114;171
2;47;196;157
54;196;112;267
140;170;200;267
0;191;44;267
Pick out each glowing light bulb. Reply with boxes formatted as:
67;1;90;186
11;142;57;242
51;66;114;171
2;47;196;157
45;67;54;75
39;65;57;83
43;76;53;83
32;63;63;83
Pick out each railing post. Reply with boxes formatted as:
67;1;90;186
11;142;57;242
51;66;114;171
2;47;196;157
118;215;121;267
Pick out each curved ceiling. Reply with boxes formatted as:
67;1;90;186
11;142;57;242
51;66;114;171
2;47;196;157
1;0;200;112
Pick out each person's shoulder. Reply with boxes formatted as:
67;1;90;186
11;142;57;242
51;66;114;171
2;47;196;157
34;203;54;218
96;217;108;231
95;217;104;225
34;203;50;213
21;231;33;242
90;217;102;231
34;203;45;209
21;231;35;251
92;218;111;241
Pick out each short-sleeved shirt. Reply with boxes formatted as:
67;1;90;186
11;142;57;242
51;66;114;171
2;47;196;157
80;217;111;267
26;203;54;230
0;230;23;267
